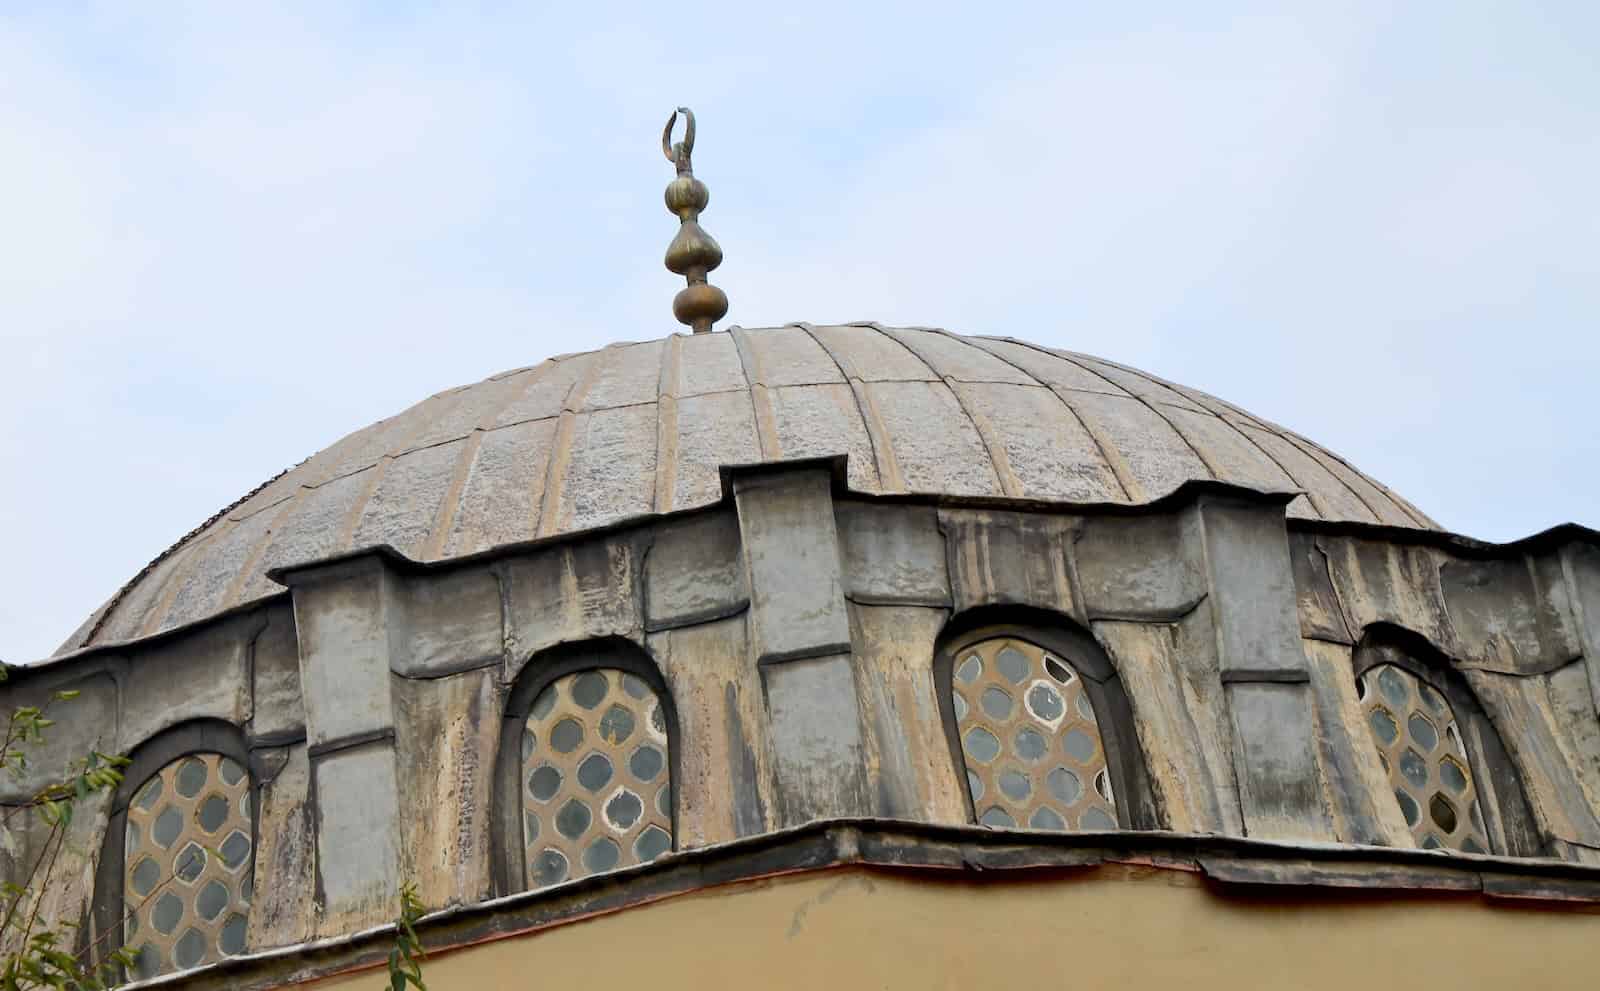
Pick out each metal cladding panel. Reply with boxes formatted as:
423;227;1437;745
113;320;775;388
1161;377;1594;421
62;325;1436;654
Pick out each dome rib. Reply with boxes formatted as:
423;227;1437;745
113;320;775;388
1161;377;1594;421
652;333;682;514
979;337;1207;502
794;322;903;492
1018;339;1225;492
58;325;1436;656
1086;355;1434;529
949;332;1135;502
957;336;1141;500
421;429;485;561
1001;338;1336;521
1064;347;1321;519
1082;351;1374;523
536;350;605;538
868;324;1022;499
724;327;781;463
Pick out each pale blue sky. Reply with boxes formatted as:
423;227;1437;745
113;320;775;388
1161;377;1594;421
2;3;1596;662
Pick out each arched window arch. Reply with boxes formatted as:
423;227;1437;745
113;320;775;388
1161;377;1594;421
493;639;678;895
1353;628;1543;856
92;720;254;982
936;616;1155;833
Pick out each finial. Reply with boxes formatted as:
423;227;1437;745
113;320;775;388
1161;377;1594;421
661;107;728;333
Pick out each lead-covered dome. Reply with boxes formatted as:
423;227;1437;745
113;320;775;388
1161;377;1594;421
61;324;1432;653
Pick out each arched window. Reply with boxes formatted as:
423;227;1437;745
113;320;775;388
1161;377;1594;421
938;622;1152;833
1357;663;1487;852
495;641;677;894
1353;631;1542;856
94;722;254;981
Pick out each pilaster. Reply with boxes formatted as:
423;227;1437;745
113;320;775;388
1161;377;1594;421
1188;494;1334;842
731;465;870;824
278;555;404;932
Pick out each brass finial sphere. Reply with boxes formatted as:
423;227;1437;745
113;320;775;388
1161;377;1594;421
661;108;727;334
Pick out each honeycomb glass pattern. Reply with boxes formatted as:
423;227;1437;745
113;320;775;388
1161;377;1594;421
123;753;253;980
521;669;672;890
1357;664;1489;854
952;638;1117;831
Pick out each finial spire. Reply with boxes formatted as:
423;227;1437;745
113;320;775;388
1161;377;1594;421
661;107;728;333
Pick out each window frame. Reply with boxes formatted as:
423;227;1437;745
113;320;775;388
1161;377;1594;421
1352;628;1544;857
491;637;682;897
935;617;1158;832
90;718;255;978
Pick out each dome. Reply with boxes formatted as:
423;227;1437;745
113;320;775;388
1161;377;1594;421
60;323;1432;653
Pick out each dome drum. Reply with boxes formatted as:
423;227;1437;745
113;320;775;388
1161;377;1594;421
5;330;1600;987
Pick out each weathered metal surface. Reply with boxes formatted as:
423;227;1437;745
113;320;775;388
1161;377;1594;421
734;465;865;823
1093;616;1243;835
647;615;776;846
245;745;315;949
1440;555;1581;673
394;667;498;908
1561;543;1600;715
280;558;399;748
498;539;642;678
1300;639;1413;847
8;449;1600;989
1183;497;1333;840
1075;514;1204;621
312;743;402;934
1189;497;1307;679
1237;426;1380;524
1224;682;1334;841
59;326;1433;655
349;438;466;559
116;616;257;761
762;654;872;825
669;390;762;511
1317;536;1453;648
849;604;966;822
1313;534;1590;675
940;509;1080;616
393;566;503;678
249;604;305;740
835;502;949;607
1465;666;1600;851
642;511;748;630
440;418;557;558
1288;531;1353;642
733;468;851;663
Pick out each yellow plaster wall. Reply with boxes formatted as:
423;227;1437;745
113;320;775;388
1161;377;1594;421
312;865;1600;990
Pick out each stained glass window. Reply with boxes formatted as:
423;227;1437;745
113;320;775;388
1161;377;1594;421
1357;664;1489;854
520;669;673;889
951;637;1118;831
122;753;253;979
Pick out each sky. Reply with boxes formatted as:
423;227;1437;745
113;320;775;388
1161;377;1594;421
2;3;1596;663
